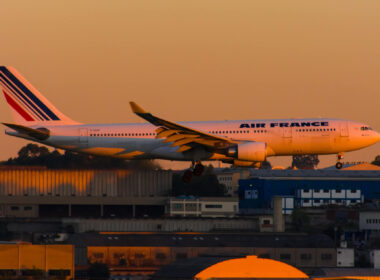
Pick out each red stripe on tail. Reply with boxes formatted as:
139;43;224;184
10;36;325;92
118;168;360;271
3;90;34;121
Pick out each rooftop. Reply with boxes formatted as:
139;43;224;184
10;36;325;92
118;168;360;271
246;169;380;179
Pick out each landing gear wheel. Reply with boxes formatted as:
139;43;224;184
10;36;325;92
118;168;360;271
336;162;343;169
193;163;205;176
182;170;193;183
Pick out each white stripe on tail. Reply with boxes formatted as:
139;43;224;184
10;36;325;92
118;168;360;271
0;66;79;125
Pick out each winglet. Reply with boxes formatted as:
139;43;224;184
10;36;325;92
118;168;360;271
129;102;147;114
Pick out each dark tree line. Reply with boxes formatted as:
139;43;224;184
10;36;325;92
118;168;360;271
372;155;380;166
291;155;320;170
1;143;160;170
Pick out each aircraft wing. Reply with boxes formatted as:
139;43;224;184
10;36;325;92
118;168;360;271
129;102;238;152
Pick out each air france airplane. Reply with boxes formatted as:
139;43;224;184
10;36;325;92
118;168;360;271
1;66;379;180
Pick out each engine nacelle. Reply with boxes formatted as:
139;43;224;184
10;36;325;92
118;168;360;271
232;160;262;168
228;142;267;162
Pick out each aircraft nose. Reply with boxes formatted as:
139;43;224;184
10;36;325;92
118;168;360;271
374;131;380;142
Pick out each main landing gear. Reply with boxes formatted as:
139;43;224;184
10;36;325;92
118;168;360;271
182;162;205;183
335;153;344;169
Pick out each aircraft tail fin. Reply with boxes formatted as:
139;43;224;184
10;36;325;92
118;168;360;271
0;66;79;125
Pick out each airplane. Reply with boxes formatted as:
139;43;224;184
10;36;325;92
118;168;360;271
1;66;380;181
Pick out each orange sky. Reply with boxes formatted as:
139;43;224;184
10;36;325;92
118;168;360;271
0;0;379;168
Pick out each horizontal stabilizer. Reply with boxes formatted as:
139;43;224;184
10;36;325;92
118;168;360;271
2;123;50;140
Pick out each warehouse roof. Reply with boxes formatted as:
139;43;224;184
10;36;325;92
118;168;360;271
67;232;334;248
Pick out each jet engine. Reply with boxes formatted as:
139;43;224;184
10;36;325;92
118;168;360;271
227;142;267;162
232;160;262;168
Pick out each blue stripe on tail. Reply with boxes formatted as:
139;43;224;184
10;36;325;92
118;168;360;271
0;73;47;120
0;67;60;121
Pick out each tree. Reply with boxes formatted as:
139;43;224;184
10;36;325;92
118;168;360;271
260;160;272;169
292;155;319;170
291;208;310;231
2;144;161;170
172;165;226;197
372;155;380;166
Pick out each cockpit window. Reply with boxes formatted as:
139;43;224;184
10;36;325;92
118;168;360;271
361;126;373;131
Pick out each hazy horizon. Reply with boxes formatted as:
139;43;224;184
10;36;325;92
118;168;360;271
1;0;379;169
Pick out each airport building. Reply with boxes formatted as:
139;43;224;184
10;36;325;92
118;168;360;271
61;217;258;233
214;169;250;196
0;168;172;218
239;170;380;214
0;244;74;279
69;232;337;274
168;197;238;217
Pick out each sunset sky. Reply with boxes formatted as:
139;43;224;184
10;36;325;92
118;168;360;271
0;0;379;168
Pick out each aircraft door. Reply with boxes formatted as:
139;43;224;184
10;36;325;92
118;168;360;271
282;127;292;138
340;122;349;137
79;128;88;143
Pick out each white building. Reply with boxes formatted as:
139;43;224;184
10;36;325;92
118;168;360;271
216;170;249;196
370;250;380;268
359;211;380;231
337;248;354;267
297;188;362;207
168;197;238;218
282;196;294;214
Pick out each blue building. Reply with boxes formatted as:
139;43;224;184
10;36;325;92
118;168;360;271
239;170;380;214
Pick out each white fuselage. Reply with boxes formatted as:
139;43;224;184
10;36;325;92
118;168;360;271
7;118;380;162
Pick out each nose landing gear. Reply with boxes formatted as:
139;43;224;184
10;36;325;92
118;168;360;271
336;153;344;169
182;162;205;182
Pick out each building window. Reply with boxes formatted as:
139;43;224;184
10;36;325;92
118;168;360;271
323;189;329;193
134;253;145;259
156;253;167;260
351;190;357;193
24;206;32;211
303;189;310;193
300;253;312;260
335;190;341;193
258;253;270;258
304;199;310;203
205;204;222;209
176;253;188;260
314;190;320;193
321;253;332;260
314;200;320;203
93;253;104;259
48;270;70;276
10;206;19;211
263;219;271;225
280;254;291;260
173;204;182;210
